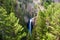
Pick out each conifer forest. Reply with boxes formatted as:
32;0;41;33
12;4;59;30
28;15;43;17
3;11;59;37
0;0;60;40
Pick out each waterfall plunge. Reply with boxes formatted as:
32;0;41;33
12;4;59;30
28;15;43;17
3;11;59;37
29;18;32;35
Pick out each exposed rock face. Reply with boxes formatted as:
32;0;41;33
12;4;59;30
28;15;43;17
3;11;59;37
33;0;41;4
53;0;60;3
24;16;29;23
15;0;45;24
27;3;34;12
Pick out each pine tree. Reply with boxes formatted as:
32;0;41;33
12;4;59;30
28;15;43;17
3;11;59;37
0;0;16;13
33;3;60;40
0;7;26;40
0;6;7;40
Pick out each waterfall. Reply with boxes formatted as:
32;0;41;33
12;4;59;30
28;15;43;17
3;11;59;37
29;18;32;35
27;18;34;35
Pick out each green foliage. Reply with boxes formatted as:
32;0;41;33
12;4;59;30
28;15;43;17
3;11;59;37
34;11;47;40
0;7;26;40
0;0;16;13
33;3;60;40
1;0;60;40
42;0;53;8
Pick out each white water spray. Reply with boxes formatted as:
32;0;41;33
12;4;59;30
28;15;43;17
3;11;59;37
29;19;32;35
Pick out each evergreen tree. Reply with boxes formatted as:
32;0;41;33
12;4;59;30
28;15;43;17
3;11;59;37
0;0;16;13
0;7;26;40
33;3;60;40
